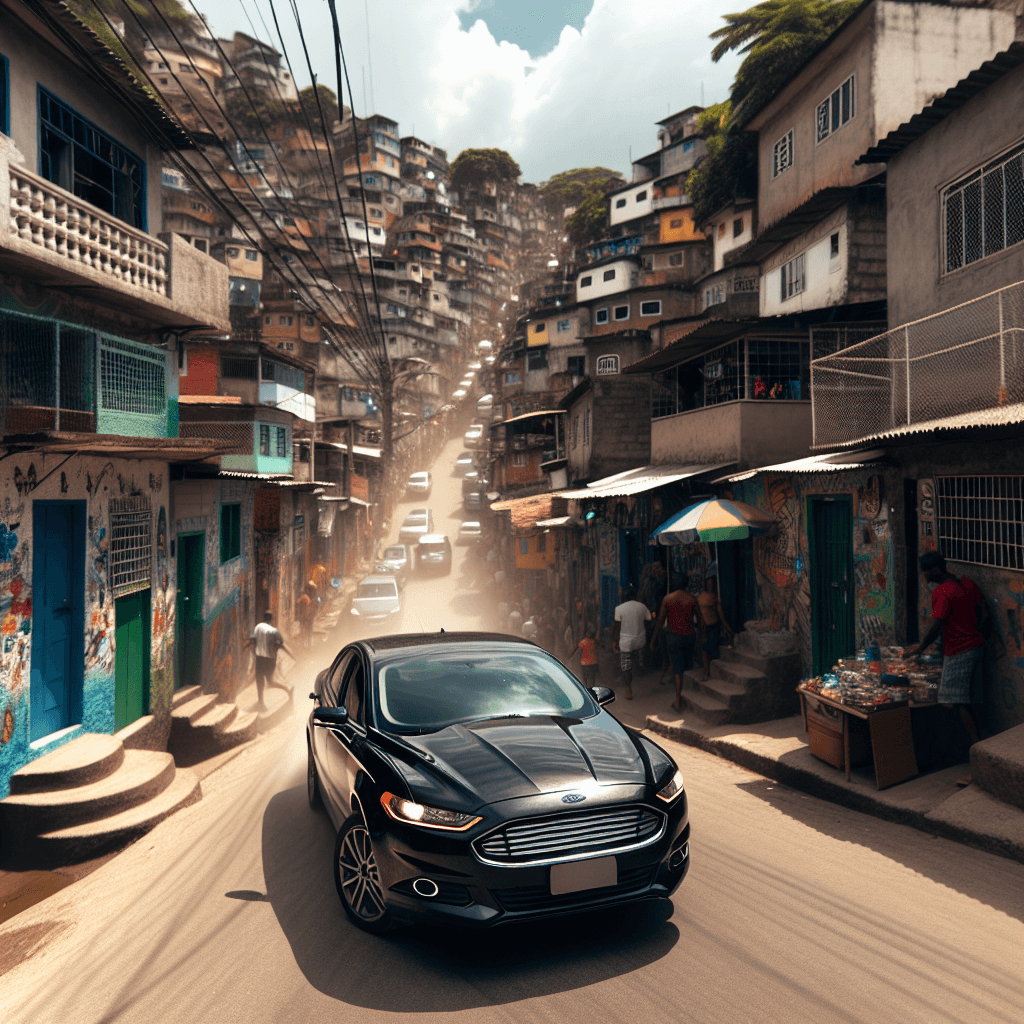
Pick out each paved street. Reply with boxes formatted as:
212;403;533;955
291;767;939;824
1;440;1022;1024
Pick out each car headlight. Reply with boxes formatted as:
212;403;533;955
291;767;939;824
350;607;360;616
380;791;482;831
656;768;685;804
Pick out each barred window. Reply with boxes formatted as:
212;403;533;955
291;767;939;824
109;498;152;598
221;356;258;380
261;359;304;390
220;503;241;564
816;76;855;143
259;424;271;456
772;130;794;178
780;254;805;301
936;476;1024;570
596;355;619;375
943;142;1024;273
276;426;287;458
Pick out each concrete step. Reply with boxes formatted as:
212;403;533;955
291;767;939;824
171;694;220;725
971;722;1024;811
711;659;766;686
8;734;123;795
30;769;202;865
719;646;773;674
218;710;259;747
190;702;238;735
682;688;732;727
171;686;203;711
0;750;176;838
695;676;750;708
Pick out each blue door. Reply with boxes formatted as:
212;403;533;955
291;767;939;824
30;501;85;741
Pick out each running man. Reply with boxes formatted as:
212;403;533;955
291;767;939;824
250;611;294;711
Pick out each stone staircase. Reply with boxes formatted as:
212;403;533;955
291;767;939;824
168;686;261;763
681;628;803;726
0;733;201;867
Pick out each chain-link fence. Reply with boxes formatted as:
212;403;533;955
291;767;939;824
178;420;254;454
811;281;1024;447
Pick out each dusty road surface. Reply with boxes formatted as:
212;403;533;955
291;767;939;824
2;439;1022;1024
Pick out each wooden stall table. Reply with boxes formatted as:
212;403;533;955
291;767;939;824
797;684;925;789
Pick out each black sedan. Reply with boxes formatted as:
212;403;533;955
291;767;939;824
307;633;690;932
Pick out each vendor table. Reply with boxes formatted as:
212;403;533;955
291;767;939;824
797;684;936;789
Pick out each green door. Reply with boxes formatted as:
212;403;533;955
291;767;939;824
115;588;151;729
809;497;855;676
176;533;205;691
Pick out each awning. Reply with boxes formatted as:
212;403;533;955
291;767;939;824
491;409;564;428
318;496;372;507
716;449;886;483
535;515;582;529
555;463;735;500
1;431;231;462
219;471;292;480
318;442;383;459
489;492;568;529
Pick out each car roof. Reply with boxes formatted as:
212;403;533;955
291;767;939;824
417;533;449;544
358;574;397;585
460;520;481;528
408;471;429;478
361;631;537;655
404;509;428;518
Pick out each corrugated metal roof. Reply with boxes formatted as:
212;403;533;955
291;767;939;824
556;463;734;499
489;493;568;529
491;409;564;427
715;449;886;483
815;403;1024;450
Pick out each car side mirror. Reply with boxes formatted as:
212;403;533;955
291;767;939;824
313;706;349;728
590;686;615;707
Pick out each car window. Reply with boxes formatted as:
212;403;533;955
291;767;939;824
384;546;405;560
358;581;398;599
342;660;365;726
376;650;596;733
324;651;353;706
419;541;444;553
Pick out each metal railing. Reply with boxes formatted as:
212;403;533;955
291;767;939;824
811;280;1024;447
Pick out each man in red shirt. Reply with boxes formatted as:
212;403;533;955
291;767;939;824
651;573;702;713
906;551;989;779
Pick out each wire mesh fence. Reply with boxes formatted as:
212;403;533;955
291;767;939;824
109;496;152;598
178;420;254;454
811;280;1024;447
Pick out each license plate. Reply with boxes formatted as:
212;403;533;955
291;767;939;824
549;856;617;895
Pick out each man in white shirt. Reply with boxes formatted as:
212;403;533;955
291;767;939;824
250;611;294;710
612;584;652;700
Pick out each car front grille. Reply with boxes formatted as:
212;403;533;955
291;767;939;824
475;805;665;865
493;865;656;913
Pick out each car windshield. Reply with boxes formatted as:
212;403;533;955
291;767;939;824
409;474;428;483
403;514;427;525
383;546;405;560
461;524;480;532
357;582;397;600
419;542;445;554
375;650;595;733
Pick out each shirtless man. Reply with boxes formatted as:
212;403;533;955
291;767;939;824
697;576;733;680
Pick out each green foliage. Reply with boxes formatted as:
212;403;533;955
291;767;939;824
450;148;522;192
686;102;757;226
538;167;624;216
298;85;340;134
565;188;612;248
710;0;860;117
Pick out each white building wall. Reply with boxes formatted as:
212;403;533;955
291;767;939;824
760;220;847;317
609;184;655;227
575;260;639;303
709;209;754;272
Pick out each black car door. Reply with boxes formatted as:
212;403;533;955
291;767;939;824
315;649;352;814
327;653;370;814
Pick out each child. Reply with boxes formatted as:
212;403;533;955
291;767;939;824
573;624;600;687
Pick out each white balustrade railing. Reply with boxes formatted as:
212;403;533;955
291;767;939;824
7;164;168;296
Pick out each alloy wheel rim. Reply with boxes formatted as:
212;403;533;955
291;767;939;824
339;826;386;921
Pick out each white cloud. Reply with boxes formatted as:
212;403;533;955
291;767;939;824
199;0;741;181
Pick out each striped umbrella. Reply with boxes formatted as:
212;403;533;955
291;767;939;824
651;499;776;545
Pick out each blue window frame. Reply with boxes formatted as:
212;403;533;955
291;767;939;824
37;87;147;229
0;54;9;136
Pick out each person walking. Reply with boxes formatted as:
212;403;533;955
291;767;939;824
638;561;668;676
297;581;317;650
697;575;733;680
573;624;600;687
612;584;651;701
905;550;990;785
250;611;294;711
507;604;523;636
651;573;702;712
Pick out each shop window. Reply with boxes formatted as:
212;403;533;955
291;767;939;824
936;476;1024;569
596;355;619;375
38;88;147;229
220;503;241;563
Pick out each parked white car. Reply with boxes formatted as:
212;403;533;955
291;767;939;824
406;471;432;497
457;521;483;544
350;575;402;628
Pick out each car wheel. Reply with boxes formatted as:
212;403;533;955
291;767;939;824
333;815;396;932
307;742;323;810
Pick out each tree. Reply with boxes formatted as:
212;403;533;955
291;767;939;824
450;148;521;192
298;85;341;135
564;187;612;248
710;0;860;118
686;102;757;227
538;167;624;218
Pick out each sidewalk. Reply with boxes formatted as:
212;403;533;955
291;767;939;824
595;644;1024;866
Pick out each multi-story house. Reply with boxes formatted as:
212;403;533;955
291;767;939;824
0;0;229;803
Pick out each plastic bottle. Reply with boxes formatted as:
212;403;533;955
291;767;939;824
866;641;881;677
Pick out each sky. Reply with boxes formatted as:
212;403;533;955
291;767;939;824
197;0;744;183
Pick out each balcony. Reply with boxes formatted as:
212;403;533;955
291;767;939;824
651;193;690;211
811;280;1024;448
1;140;229;331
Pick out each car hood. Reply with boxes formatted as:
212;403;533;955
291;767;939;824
354;598;399;615
401;713;647;806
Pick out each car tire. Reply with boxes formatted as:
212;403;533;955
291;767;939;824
333;814;397;933
307;741;323;810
